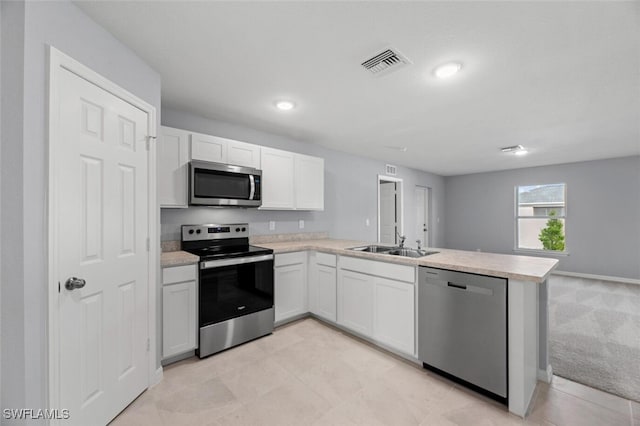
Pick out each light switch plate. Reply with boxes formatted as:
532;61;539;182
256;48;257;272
269;221;276;231
299;220;305;229
365;218;370;227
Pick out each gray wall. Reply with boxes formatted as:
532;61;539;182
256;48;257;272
444;156;640;279
1;0;161;416
161;107;446;248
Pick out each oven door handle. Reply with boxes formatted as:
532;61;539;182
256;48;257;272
249;175;255;200
200;254;273;269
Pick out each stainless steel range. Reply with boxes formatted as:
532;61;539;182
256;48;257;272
181;224;274;358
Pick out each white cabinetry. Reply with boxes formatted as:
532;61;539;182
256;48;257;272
337;256;415;355
337;269;374;336
309;252;337;322
274;252;307;323
162;264;198;359
227;139;261;169
373;276;415;355
190;132;228;163
158;126;190;208
260;147;296;209
294;154;324;210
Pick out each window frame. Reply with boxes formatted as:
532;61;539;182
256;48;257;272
514;183;569;255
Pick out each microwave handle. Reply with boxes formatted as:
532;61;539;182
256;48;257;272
249;175;255;200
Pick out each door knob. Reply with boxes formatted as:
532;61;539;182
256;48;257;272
65;277;86;291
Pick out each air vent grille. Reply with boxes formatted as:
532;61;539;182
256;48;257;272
361;48;411;76
385;164;398;176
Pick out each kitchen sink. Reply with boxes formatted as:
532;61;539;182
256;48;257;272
348;245;395;253
387;248;439;258
348;245;439;258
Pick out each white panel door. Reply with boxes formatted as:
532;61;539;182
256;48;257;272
260;147;295;209
373;277;415;355
190;132;228;163
158;126;189;207
274;263;307;322
415;186;429;247
294;154;324;210
56;68;149;426
316;264;337;322
337;270;373;337
227;139;261;169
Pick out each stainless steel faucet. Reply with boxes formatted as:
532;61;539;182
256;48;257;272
416;239;422;250
396;230;406;248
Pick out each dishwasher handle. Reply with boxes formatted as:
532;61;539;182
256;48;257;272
447;282;467;290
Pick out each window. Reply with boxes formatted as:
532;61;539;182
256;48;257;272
516;183;566;252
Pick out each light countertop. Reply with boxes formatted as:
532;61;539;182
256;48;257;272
253;238;558;283
160;250;199;268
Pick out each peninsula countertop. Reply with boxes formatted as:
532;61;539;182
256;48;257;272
252;238;558;283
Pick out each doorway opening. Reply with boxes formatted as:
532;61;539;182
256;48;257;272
415;186;431;248
378;176;403;245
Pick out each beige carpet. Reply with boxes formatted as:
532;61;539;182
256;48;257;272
549;275;640;402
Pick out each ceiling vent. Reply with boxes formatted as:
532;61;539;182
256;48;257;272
361;48;411;76
385;164;398;176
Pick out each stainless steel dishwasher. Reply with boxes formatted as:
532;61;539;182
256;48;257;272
418;267;507;402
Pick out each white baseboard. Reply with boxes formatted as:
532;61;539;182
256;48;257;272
552;270;640;286
537;364;553;383
150;366;163;388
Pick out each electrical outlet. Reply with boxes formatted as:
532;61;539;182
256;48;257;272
269;221;276;231
299;220;305;229
365;218;370;227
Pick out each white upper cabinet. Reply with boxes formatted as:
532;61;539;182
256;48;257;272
190;132;228;163
295;154;324;210
158;126;190;208
261;148;325;211
227;139;261;169
260;147;296;209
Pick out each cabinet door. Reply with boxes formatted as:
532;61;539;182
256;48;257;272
190;132;228;163
373;277;415;355
295;154;324;210
158;126;189;208
275;262;307;322
260;147;295;209
228;139;261;169
337;270;373;337
162;280;197;359
316;264;337;322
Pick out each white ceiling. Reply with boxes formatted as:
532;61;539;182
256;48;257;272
75;1;640;176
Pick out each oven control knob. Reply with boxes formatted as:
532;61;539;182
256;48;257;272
236;227;241;232
196;229;201;234
242;227;246;232
188;230;194;235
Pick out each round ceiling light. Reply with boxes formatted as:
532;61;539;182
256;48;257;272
433;62;462;79
275;100;296;111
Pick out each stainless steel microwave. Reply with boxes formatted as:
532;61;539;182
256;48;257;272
189;160;262;207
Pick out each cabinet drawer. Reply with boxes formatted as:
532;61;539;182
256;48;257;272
275;251;307;267
316;252;336;268
339;256;415;283
163;264;197;285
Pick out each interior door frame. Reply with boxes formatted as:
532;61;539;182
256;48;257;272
377;175;403;243
47;46;159;417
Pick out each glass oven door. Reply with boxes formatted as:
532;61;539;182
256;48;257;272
199;255;274;327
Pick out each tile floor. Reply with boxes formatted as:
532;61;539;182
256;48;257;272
111;318;638;426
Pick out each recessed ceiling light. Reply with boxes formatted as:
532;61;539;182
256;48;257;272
433;62;462;79
501;145;528;155
275;100;295;111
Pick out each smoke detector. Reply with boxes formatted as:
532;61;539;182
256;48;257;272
361;48;412;76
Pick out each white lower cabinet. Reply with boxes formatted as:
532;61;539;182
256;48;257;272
337;256;415;355
274;252;307;323
309;252;337;322
373;277;415;355
337;269;374;337
162;264;198;359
